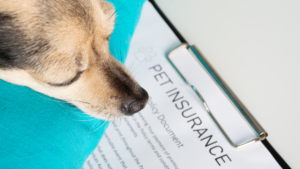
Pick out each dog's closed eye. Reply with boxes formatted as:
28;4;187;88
48;71;83;87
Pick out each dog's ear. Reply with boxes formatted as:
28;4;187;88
100;0;115;16
98;0;116;33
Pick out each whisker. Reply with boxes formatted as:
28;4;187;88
113;5;141;21
131;60;143;76
126;60;136;73
123;47;126;65
35;93;89;111
107;1;131;20
57;104;84;113
118;38;123;64
115;5;140;14
115;10;139;22
111;41;119;61
89;119;101;133
132;69;142;78
73;100;90;105
115;22;135;26
57;104;79;110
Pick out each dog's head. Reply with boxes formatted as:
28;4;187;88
0;0;148;119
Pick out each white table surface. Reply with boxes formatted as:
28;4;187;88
155;0;300;168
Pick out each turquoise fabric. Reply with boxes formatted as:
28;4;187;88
0;0;146;168
108;0;146;63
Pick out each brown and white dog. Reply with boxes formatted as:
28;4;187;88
0;0;148;120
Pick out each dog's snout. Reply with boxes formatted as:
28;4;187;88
121;88;149;115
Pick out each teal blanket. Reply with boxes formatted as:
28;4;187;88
0;0;146;168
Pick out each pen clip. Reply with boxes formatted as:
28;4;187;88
167;44;268;148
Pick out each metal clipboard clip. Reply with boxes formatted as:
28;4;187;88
167;44;268;148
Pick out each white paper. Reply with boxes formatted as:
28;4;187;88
83;1;282;169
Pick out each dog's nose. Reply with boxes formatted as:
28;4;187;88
123;101;144;115
122;88;149;115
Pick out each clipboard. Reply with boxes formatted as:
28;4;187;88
148;0;290;168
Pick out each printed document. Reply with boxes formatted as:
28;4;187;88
83;1;282;169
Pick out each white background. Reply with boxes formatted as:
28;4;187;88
155;0;300;168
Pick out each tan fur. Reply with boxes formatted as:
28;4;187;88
0;0;148;120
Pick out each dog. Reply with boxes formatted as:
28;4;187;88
0;0;149;120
